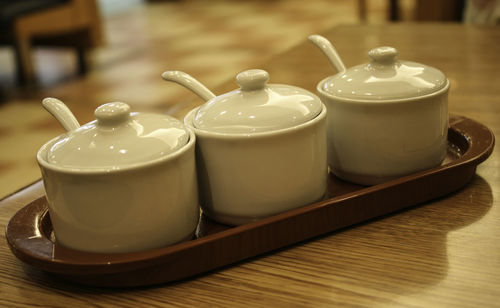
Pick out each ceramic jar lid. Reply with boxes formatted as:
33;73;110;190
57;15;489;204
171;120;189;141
320;46;448;101
193;69;323;134
47;102;190;169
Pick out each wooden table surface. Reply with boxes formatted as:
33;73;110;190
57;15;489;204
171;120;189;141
1;24;499;307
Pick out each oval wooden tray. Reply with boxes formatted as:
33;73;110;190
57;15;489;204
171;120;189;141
5;115;495;287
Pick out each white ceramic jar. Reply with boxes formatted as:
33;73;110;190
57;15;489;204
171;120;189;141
37;99;199;253
309;35;449;185
163;69;328;225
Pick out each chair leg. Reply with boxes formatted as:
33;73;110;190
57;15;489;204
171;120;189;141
13;37;36;85
0;87;6;103
13;45;25;85
388;0;400;21
76;47;88;75
357;0;367;22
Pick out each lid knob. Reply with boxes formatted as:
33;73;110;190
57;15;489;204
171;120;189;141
236;69;269;91
95;102;131;126
368;46;398;64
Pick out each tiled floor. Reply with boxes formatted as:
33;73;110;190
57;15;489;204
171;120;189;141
0;0;390;198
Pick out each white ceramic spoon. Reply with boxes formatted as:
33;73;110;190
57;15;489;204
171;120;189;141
308;34;347;74
42;97;80;132
161;71;216;102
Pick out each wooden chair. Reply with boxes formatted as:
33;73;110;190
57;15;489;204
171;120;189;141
0;0;103;85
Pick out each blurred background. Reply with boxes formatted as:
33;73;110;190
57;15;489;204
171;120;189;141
0;0;498;198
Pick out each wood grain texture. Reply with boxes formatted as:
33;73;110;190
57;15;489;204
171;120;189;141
1;24;500;307
4;118;493;287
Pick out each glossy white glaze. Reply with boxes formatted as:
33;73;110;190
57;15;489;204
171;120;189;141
308;35;346;74
161;70;216;101
46;102;190;168
319;83;449;185
319;47;448;101
42;97;80;131
37;99;199;253
38;132;199;253
310;35;449;185
164;69;323;134
184;104;328;226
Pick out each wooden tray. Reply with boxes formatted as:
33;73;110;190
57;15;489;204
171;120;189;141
5;115;495;287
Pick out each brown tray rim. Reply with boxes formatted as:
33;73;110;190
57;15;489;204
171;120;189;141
5;114;495;286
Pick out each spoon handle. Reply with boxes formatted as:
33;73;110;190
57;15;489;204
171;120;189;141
308;35;347;74
162;71;216;102
42;97;80;132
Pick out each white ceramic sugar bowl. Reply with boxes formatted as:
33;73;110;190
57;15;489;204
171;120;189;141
37;98;199;253
309;35;449;185
162;69;327;226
